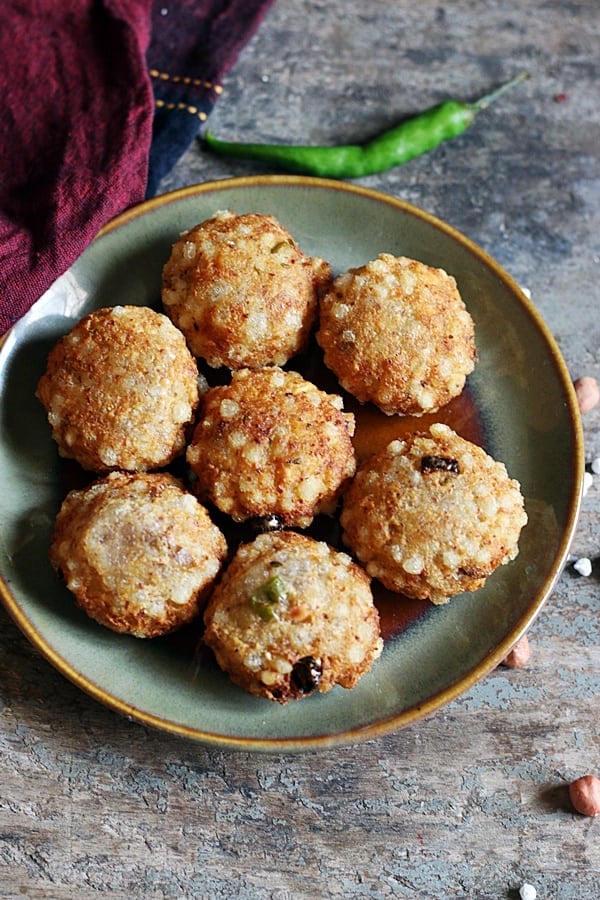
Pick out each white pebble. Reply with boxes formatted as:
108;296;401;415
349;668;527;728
520;286;532;299
591;457;600;475
519;884;537;900
573;557;592;577
583;471;594;495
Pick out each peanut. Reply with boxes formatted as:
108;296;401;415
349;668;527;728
573;376;599;413
568;774;600;816
501;634;530;668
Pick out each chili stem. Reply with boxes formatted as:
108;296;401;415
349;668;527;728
472;71;530;110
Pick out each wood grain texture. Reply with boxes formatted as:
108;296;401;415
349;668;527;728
1;1;598;897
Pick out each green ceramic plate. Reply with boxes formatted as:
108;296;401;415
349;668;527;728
0;176;584;751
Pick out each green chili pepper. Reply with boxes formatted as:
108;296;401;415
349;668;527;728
250;574;288;621
204;73;529;179
251;598;276;622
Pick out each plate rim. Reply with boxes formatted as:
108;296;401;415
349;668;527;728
0;175;585;752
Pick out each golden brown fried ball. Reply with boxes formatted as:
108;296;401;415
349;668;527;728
161;210;332;369
50;472;227;638
187;366;356;528
36;305;200;472
316;253;476;415
340;424;527;604
203;531;383;703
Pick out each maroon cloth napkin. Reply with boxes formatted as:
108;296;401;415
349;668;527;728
0;0;275;335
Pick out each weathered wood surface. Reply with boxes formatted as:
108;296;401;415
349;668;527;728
1;1;598;897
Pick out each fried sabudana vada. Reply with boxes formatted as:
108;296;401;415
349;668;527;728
340;424;527;604
37;305;199;472
161;210;331;369
316;253;476;416
187;366;356;528
50;472;227;638
203;531;383;703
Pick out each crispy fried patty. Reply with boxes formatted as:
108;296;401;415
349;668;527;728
187;366;356;527
161;210;332;369
203;531;383;703
340;424;527;603
37;305;199;472
317;253;476;416
50;472;227;638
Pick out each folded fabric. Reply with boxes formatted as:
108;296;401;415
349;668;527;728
147;0;276;196
0;0;275;335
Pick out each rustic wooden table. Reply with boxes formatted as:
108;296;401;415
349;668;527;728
1;2;598;897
